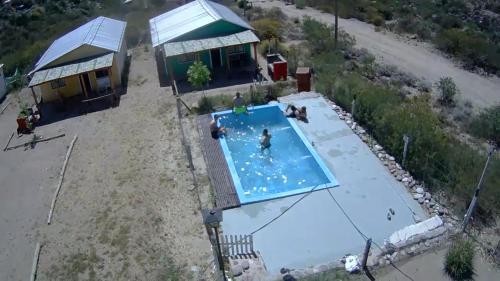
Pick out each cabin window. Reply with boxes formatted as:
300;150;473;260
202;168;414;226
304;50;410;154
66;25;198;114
179;53;195;64
50;79;66;89
95;69;109;79
227;45;245;54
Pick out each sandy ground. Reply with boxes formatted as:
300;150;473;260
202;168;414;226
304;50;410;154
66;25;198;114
255;0;500;109
0;46;212;280
375;246;500;281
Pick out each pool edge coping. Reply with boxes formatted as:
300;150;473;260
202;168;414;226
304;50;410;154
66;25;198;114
212;103;339;205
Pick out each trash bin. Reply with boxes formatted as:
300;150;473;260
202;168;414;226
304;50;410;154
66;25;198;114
296;67;311;92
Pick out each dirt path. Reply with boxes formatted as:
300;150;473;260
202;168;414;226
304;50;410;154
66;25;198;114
255;0;500;109
23;47;212;280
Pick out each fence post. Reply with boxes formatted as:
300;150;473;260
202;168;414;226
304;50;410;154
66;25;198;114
351;99;356;117
402;134;410;168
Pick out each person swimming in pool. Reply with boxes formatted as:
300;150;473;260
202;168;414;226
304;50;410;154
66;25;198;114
233;92;247;114
210;114;226;139
260;128;271;149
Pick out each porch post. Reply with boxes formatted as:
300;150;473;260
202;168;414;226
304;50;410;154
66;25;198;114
209;50;213;69
253;42;258;65
30;87;42;117
79;75;88;98
30;86;40;108
107;67;116;99
225;47;230;71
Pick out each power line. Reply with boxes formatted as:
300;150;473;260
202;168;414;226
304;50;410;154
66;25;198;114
325;188;416;281
243;184;417;281
249;183;326;235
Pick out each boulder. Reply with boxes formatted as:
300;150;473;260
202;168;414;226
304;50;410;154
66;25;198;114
418;197;425;204
413;193;423;200
231;264;243;276
424;192;432;200
241;260;250;270
416;187;424;194
374;145;383;151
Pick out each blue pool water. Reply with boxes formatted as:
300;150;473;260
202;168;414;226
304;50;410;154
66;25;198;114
215;104;338;204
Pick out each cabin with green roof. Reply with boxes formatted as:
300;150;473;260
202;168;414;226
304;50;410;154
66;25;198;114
149;0;260;83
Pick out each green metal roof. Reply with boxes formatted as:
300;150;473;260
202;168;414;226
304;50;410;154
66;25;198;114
29;53;114;87
163;30;259;57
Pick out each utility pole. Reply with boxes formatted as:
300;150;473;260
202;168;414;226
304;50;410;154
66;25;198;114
462;145;496;232
334;0;339;49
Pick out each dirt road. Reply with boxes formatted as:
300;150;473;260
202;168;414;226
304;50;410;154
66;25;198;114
255;1;500;109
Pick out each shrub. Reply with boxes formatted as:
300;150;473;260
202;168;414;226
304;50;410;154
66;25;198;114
251;18;282;41
468;105;500;146
187;61;211;92
295;0;305;9
258;40;287;56
437;77;457;106
444;239;474;281
196;96;214;114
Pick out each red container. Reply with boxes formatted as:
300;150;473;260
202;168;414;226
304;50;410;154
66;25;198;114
272;61;288;81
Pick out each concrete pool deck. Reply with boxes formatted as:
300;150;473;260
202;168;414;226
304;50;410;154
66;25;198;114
221;93;427;276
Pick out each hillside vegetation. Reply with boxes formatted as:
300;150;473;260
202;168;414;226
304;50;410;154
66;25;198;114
304;0;500;75
0;0;177;76
299;17;500;222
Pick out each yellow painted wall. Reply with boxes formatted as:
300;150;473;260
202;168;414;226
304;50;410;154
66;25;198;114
39;75;82;102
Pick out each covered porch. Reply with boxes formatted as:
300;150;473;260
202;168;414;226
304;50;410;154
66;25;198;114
28;53;120;106
159;30;263;92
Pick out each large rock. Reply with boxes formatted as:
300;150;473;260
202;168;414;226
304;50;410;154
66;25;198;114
374;144;383;151
416;187;424;194
241;260;250;270
231;264;243;276
424;192;432;200
413;193;423;200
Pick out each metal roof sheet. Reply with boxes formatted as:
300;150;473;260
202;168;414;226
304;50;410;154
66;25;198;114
29;53;114;87
32;17;126;73
149;0;252;47
163;30;259;57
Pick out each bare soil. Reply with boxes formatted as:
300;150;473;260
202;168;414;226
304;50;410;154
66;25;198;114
255;0;500;109
0;46;212;281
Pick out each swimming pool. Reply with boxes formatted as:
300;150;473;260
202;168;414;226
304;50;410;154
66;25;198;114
214;104;338;204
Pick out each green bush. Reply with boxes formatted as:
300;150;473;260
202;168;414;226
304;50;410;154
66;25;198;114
251;18;282;41
196;96;214;114
468;105;500;146
258;40;287;56
445;239;474;281
295;0;305;9
435;29;500;72
437;77;458;107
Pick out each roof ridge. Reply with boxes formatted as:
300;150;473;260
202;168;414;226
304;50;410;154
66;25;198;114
198;0;220;21
87;17;106;45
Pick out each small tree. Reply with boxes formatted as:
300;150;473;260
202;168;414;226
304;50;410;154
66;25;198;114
444;239;474;281
437;77;458;106
238;0;251;16
187;60;211;94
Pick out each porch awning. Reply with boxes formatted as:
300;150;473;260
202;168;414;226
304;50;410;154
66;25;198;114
163;30;259;57
29;53;114;87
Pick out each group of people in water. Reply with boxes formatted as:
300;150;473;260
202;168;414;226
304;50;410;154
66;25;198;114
209;92;308;150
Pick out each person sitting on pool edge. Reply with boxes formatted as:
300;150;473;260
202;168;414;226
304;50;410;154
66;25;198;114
284;104;308;122
210;115;226;139
297;106;308;122
260;128;271;149
233;92;247;114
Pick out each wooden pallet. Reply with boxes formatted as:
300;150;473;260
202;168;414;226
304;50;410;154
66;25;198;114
197;114;240;209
